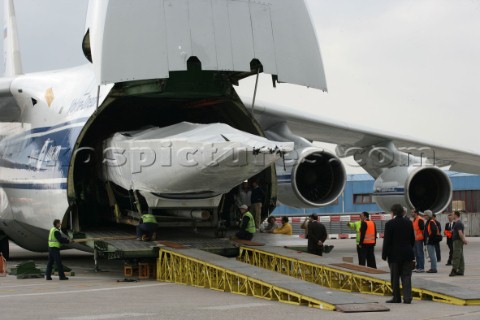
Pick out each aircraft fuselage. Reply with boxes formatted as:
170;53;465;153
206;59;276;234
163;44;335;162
0;63;276;252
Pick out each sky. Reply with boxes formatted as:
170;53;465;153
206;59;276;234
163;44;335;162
1;0;479;173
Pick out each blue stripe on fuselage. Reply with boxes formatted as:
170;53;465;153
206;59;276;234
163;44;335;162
0;182;67;190
4;117;88;140
0;118;88;179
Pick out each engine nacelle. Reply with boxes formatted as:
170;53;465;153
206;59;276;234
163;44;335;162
276;147;346;208
374;166;452;214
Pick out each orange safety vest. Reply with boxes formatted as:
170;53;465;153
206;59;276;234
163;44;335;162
413;216;424;241
444;222;453;238
362;220;376;244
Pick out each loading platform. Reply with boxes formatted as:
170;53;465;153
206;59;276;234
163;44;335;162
157;246;389;312
75;229;480;308
73;229;240;259
72;230;158;259
237;245;480;306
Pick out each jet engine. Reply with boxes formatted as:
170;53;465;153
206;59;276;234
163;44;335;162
373;166;452;213
276;147;347;208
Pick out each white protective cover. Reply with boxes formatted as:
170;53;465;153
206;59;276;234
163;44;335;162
103;122;293;194
86;0;326;90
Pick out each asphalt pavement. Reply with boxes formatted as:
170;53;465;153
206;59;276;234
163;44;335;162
2;236;480;320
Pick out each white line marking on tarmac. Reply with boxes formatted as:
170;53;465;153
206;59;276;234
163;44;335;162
58;313;157;320
0;283;169;298
201;302;272;310
0;283;52;289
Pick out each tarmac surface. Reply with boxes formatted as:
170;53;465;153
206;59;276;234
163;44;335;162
2;236;480;320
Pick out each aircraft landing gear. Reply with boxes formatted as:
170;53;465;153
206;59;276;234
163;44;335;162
215;220;227;238
93;247;101;272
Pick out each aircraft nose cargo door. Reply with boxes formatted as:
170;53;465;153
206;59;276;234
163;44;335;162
85;0;327;91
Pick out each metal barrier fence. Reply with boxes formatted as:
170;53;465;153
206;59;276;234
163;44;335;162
284;212;480;238
271;214;391;239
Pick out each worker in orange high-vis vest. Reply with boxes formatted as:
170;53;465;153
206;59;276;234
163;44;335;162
359;212;377;269
412;209;425;272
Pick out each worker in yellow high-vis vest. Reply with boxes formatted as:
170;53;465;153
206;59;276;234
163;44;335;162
136;212;158;241
235;204;256;240
45;219;72;280
347;212;367;265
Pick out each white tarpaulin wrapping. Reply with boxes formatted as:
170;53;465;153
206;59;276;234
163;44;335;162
103;122;293;195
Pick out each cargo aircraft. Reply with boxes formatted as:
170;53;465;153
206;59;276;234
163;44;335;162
0;0;479;257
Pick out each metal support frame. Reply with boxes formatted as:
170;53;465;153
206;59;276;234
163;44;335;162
237;246;480;306
157;248;336;310
238;247;391;296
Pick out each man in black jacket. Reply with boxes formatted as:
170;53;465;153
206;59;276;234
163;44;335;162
382;204;415;304
444;213;455;266
250;180;265;229
424;210;438;273
432;213;442;262
307;214;328;256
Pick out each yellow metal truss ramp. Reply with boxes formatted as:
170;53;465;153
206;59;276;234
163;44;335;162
237;246;480;306
157;247;389;312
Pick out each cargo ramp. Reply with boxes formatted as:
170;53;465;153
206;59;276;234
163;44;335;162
75;229;341;310
73;230;480;307
157;246;389;312
237;245;480;306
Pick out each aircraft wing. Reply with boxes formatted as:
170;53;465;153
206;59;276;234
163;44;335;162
250;99;480;175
